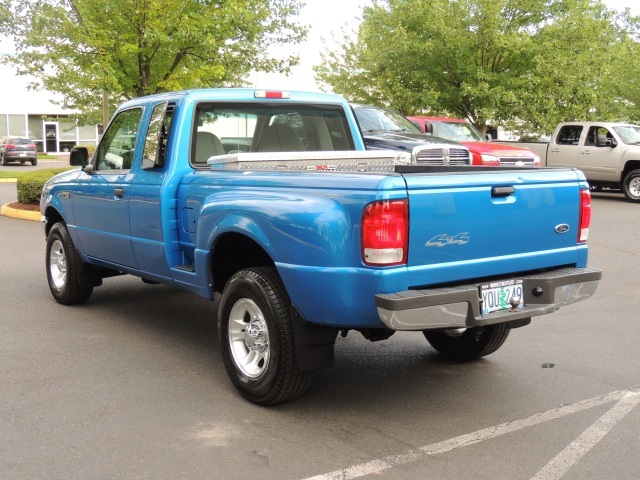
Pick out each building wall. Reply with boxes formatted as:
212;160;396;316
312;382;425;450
0;113;99;153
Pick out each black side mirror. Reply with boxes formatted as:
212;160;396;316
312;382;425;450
610;139;618;148
70;146;89;166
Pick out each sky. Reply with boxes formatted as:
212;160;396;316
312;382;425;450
1;0;639;113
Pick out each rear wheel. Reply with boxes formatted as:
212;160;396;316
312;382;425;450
423;323;510;360
31;158;37;166
218;267;312;405
46;222;93;305
1;154;7;166
622;169;640;202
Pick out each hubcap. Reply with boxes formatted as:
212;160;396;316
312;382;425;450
228;298;270;378
629;177;640;199
49;239;67;289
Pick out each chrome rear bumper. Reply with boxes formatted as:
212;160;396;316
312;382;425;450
375;267;602;331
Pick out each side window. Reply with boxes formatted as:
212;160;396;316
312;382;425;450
143;102;174;169
555;125;583;146
96;108;143;171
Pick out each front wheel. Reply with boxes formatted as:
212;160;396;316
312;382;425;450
46;222;93;305
218;267;312;405
622;169;640;202
423;323;511;361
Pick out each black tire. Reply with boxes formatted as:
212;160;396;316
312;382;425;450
423;323;510;361
218;267;312;405
46;222;93;305
31;158;37;166
1;154;7;166
622;169;640;202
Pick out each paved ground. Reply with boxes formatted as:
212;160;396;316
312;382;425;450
0;187;638;480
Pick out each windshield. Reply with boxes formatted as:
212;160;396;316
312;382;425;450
354;106;421;133
432;121;485;141
612;125;640;145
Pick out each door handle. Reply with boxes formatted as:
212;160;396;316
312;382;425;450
581;150;591;155
550;149;560;153
114;188;125;198
491;186;515;197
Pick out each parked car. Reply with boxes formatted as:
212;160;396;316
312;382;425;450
407;116;540;167
0;136;38;166
350;104;471;165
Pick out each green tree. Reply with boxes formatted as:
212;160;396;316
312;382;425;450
316;0;623;136
1;0;306;125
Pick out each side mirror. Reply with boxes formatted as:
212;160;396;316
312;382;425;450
69;146;89;166
485;133;493;141
610;139;618;148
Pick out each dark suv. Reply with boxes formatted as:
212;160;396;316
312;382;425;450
0;137;38;166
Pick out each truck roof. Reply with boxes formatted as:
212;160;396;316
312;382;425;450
117;88;349;109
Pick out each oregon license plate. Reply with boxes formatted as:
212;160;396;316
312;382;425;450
480;279;524;314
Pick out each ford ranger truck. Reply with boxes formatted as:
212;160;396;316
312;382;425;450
407;115;541;167
41;88;602;405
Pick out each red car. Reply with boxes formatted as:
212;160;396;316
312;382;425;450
0;137;38;166
407;116;540;167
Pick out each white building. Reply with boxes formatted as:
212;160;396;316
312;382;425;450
0;64;99;153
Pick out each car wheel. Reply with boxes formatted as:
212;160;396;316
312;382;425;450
218;266;312;405
31;158;37;166
46;222;93;305
1;154;7;166
423;323;511;361
622;169;640;203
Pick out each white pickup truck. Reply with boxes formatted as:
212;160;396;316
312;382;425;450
504;122;640;202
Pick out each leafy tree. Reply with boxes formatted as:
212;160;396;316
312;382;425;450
316;0;625;136
1;0;306;125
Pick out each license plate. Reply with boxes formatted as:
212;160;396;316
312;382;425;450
19;153;27;157
480;279;524;314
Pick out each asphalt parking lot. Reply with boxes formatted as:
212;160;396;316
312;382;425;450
1;184;638;480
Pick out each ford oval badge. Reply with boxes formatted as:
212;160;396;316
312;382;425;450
555;224;570;234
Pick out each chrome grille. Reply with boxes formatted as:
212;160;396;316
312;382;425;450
414;146;471;165
499;156;536;165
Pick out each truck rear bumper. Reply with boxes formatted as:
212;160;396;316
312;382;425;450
375;267;602;331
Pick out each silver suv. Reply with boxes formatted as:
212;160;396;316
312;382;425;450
0;137;38;166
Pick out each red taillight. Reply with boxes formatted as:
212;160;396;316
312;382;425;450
361;199;408;266
578;189;591;243
6;143;15;149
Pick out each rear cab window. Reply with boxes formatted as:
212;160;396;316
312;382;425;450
190;103;355;167
555;125;583;146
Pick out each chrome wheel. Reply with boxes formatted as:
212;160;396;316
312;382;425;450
49;239;67;289
627;176;640;199
228;298;271;379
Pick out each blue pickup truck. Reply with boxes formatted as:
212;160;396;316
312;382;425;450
41;88;601;405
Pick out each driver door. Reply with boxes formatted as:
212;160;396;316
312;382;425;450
72;108;143;268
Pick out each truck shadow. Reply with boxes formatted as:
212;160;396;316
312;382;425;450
65;276;532;413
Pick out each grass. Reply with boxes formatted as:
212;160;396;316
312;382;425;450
0;171;27;179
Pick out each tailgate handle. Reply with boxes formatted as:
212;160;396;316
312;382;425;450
491;186;515;197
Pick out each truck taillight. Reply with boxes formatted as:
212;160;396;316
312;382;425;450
362;199;408;266
578;189;591;243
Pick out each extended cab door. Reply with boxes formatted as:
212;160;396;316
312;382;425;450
72;108;143;268
577;125;621;182
546;124;583;168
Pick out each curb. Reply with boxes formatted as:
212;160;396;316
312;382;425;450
0;178;18;183
0;203;42;222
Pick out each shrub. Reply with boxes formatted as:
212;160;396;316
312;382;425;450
17;168;75;204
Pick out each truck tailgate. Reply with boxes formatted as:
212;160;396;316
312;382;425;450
402;168;586;287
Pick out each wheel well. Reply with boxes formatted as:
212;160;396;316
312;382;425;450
44;206;64;236
622;161;640;182
211;233;275;293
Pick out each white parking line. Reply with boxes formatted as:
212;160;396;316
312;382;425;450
530;390;640;480
303;387;639;480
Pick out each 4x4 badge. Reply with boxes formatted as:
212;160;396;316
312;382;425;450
426;232;470;247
